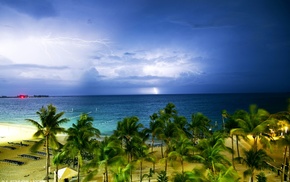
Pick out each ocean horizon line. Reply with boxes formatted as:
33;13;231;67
1;91;290;98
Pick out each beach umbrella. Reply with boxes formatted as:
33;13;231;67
56;167;78;182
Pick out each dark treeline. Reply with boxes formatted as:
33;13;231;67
26;100;290;182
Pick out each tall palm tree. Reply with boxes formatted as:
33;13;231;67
194;132;231;174
168;135;195;173
231;104;272;152
221;109;229;131
241;148;274;182
276;132;290;182
65;113;100;182
85;136;125;182
226;110;248;164
113;116;143;181
114;116;143;157
149;113;163;152
134;143;155;182
52;148;67;182
187;112;211;144
173;115;190;137
26;104;69;181
158;121;178;173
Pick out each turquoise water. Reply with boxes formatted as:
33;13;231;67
0;93;289;135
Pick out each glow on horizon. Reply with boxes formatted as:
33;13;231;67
153;87;159;94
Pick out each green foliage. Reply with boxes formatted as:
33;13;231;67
187;112;211;141
65;113;100;182
157;170;168;182
241;148;274;182
26;104;69;182
256;172;267;182
194;132;231;173
111;163;132;182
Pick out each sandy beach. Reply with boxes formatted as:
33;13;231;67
0;123;68;181
0;123;284;181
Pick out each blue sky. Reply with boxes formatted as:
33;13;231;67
0;0;289;95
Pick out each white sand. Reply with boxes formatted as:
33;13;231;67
0;123;37;144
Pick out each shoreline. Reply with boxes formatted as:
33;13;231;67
0;123;68;145
0;123;37;144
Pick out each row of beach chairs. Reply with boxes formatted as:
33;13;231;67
0;159;25;166
0;141;30;150
18;154;41;160
0;141;46;166
8;141;29;147
0;145;16;150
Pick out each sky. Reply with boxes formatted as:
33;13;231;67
0;0;289;96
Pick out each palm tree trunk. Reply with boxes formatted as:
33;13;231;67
231;135;235;169
105;165;108;182
140;161;143;182
181;159;184;173
55;164;59;182
251;171;254;182
161;141;164;158
253;137;258;152
130;153;133;182
282;146;287;182
236;135;241;163
151;137;154;152
46;135;50;182
288;145;290;182
77;159;80;182
165;157;168;173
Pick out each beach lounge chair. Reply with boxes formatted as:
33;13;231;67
35;151;52;156
8;142;29;147
0;146;16;150
0;159;25;165
19;154;41;160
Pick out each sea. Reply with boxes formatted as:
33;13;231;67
0;93;289;135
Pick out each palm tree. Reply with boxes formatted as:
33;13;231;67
241;148;274;182
134;143;155;182
187;112;211;144
168;135;194;173
158;121;178;173
113;116;143;181
231;104;272;152
85;136;125;182
114;116;143;159
52;148;67;182
194;132;231;174
226;110;248;164
26;104;69;181
221;109;228;131
149;113;163;154
173;115;190;137
65;113;100;182
276;133;290;182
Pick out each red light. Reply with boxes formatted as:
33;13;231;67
18;94;28;99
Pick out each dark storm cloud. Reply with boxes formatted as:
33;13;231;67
0;0;289;95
